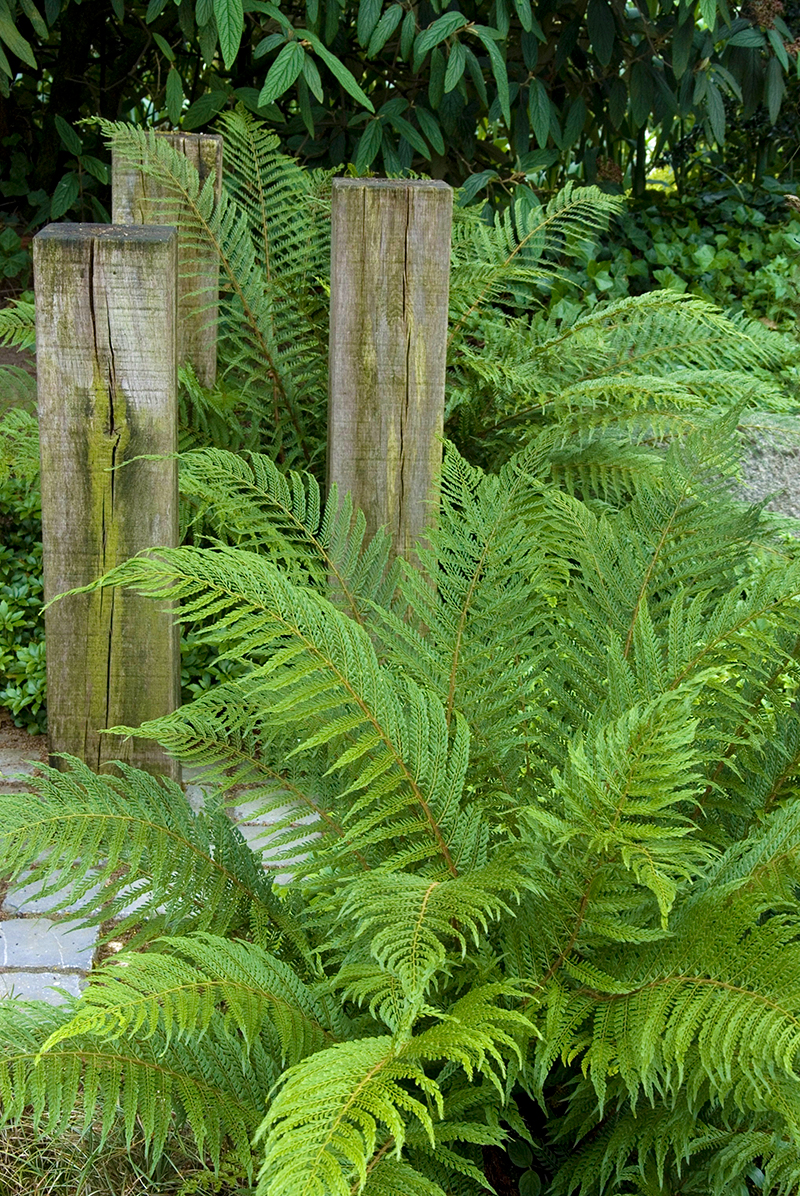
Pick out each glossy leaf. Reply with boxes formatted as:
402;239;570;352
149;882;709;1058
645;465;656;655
213;0;244;68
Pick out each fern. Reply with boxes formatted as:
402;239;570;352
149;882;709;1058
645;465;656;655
4;115;800;1193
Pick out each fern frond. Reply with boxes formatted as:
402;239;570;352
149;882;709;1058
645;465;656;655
39;931;337;1063
449;185;622;346
179;448;397;623
99;116;329;465
0;406;40;481
257;988;531;1196
256;1037;441;1196
0;998;264;1170
335;864;522;1002
0;297;35;350
83;546;469;877
0;758;304;951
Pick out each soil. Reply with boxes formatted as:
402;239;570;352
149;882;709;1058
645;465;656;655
0;706;47;761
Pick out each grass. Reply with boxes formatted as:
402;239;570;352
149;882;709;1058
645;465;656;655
0;1115;254;1195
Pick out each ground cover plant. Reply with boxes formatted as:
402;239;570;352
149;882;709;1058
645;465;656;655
3;422;800;1194
540;178;800;339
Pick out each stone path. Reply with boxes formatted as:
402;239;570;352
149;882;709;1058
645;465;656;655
0;730;287;1006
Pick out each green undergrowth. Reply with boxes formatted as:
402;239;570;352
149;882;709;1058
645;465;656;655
546;178;800;343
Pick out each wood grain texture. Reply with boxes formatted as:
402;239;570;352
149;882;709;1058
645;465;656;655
112;132;223;388
34;223;180;778
327;179;453;563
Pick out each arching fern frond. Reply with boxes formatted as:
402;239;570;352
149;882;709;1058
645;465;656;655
39;931;337;1063
0;758;303;952
0;998;265;1171
179;447;397;624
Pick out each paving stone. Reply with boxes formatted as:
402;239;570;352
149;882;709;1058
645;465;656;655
0;971;85;1004
5;870;105;915
0;918;96;972
0;749;41;778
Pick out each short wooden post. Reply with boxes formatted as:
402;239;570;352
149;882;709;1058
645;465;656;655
34;223;181;779
112;132;223;388
327;179;453;562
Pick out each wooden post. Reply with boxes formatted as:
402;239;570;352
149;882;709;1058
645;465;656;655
112;132;223;388
327;179;453;562
34;223;181;779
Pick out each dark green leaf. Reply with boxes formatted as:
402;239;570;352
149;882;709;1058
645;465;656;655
672;17;694;79
54;114;82;156
415;105;445;154
198;22;218;64
153;31;175;60
519;1172;542;1196
166;66;184;125
110;0;123;17
183;88;227;128
518;147;557;171
587;0;615;66
0;0;36;69
19;0;48;38
366;4;402;56
357;0;381;47
495;0;510;38
512;0;532;32
44;0;59;23
429;45;445;108
563;96;586;146
630;58;654;128
457;168;497;204
464;45;488;104
507;1140;533;1168
253;31;285;59
413;10;468;69
386;113;429;157
50;173;80;220
232;86;281;118
607;76;627;127
699;0;716;28
301;29;375;110
354;118;383;171
196;0;213;24
399;8;415;59
213;0;244;68
79;154;110;184
726;26;764;47
528;78;550;147
765;55;784;123
146;0;168;20
301;52;323;100
767;26;789;70
296;75;314;137
473;25;510;125
706;79;725;142
444;38;466;91
257;40;304;106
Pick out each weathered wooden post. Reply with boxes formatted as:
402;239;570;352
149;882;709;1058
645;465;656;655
327;179;453;562
112;132;223;388
34;223;181;778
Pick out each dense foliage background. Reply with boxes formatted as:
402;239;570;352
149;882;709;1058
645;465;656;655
1;0;799;239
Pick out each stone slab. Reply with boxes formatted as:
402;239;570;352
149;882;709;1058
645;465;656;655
5;870;104;915
0;918;96;972
0;971;85;1004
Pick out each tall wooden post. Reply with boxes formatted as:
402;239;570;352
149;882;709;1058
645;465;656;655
327;179;453;562
112;132;223;388
34;223;181;779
